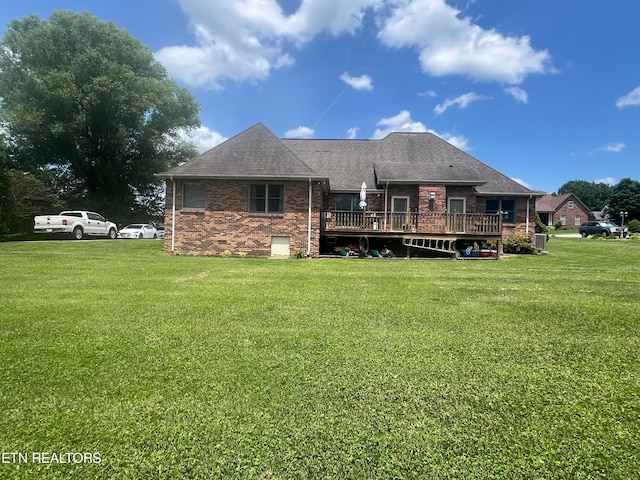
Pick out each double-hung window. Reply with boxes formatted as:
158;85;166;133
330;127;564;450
486;199;515;223
183;183;205;209
250;184;284;213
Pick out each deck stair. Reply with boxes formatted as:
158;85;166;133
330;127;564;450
403;237;456;254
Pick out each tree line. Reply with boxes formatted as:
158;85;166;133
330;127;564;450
0;11;199;237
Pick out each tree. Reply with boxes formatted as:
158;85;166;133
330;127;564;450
557;180;611;211
608;178;640;224
0;11;200;223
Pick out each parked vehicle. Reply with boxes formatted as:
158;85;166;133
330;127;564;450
156;226;165;239
579;221;628;238
34;211;118;240
118;224;158;239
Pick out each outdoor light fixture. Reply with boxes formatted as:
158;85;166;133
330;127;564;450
620;211;628;238
429;191;436;200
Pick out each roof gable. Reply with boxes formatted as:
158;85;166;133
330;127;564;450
536;193;590;212
159;123;320;179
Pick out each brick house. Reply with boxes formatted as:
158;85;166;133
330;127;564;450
536;194;591;229
156;123;540;258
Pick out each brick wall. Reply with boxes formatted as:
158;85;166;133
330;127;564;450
164;179;323;257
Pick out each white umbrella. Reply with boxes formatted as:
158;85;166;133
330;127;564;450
359;182;367;209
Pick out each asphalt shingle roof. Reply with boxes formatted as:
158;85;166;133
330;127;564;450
158;122;536;196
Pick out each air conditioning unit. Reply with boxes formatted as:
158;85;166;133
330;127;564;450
535;233;548;251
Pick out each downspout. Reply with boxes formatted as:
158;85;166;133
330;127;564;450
384;182;389;230
526;195;532;234
171;177;176;253
307;179;312;257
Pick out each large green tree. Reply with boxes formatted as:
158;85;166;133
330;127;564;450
557;179;611;211
608;178;640;224
0;11;200;223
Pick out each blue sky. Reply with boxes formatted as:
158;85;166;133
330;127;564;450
1;0;639;194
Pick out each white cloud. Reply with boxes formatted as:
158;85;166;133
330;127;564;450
156;0;551;89
434;92;490;115
504;86;528;103
179;125;226;152
340;71;374;91
616;86;640;108
418;90;437;97
347;127;359;139
284;126;315;138
511;178;531;189
377;0;551;84
594;177;616;186
155;0;379;89
598;143;625;153
372;110;469;150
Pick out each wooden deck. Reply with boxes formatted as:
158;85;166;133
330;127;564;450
323;211;502;236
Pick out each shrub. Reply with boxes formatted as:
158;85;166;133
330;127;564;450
503;233;537;254
554;220;564;230
293;250;306;259
220;250;232;257
628;219;640;234
535;214;548;233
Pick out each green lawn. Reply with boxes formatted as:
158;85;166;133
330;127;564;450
0;238;638;479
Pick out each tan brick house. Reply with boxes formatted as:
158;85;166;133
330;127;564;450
156;123;541;258
536;194;591;230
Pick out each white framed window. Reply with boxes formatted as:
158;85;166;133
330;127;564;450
568;200;574;209
560;215;566;226
575;215;581;226
183;183;205;209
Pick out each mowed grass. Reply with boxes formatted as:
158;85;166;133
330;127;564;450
0;238;638;479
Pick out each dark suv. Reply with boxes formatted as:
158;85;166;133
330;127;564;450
579;221;628;237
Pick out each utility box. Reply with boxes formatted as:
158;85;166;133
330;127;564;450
535;233;548;251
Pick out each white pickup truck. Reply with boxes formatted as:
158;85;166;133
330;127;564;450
33;211;118;240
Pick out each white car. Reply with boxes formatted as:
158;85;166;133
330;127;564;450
156;226;165;239
118;224;158;239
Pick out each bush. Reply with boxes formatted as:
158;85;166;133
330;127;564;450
628;219;640;234
503;233;537;254
535;214;548;233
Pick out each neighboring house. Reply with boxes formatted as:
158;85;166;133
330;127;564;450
536;193;591;229
156;123;540;258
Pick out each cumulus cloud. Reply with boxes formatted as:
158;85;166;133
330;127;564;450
340;71;374;90
504;86;528;103
594;177;616;186
434;92;490;115
511;178;531;189
377;0;551;84
155;0;379;88
284;126;315;138
155;0;551;89
372;110;469;150
347;127;359;139
178;125;226;152
597;143;625;153
616;86;640;108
